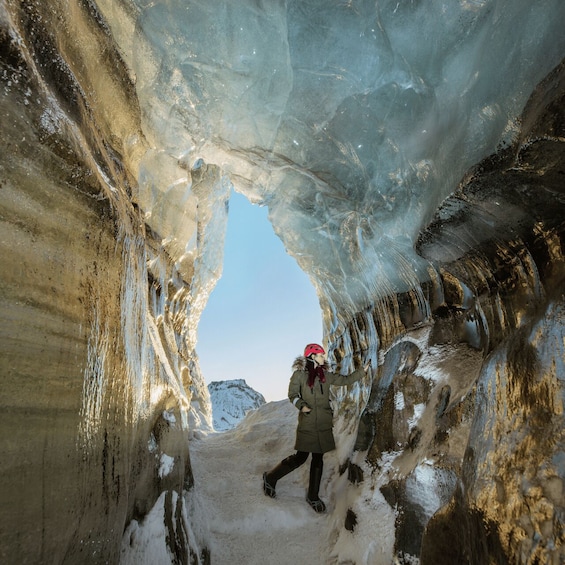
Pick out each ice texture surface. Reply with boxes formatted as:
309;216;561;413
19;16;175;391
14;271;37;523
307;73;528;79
96;0;565;332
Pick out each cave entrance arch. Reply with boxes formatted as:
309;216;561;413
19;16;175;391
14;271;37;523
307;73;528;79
197;190;322;402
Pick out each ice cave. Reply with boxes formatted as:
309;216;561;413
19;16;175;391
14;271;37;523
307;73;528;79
1;0;564;563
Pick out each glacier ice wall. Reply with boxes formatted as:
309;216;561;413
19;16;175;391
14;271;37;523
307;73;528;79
329;62;565;564
1;0;564;564
0;1;214;563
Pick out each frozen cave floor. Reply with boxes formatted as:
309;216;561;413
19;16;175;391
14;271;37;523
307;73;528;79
191;400;334;565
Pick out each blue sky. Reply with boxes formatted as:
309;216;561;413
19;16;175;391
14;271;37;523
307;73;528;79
197;191;322;402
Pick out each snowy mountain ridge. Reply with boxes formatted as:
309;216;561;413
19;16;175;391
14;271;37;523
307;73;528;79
208;379;266;431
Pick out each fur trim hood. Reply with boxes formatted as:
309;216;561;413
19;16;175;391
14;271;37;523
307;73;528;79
292;356;307;371
292;356;330;371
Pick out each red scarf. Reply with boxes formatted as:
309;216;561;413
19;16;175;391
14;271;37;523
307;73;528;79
307;365;326;390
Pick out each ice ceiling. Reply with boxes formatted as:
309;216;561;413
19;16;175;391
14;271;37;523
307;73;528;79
99;0;565;326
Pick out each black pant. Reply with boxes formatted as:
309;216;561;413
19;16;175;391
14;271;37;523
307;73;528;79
282;451;322;469
268;451;324;500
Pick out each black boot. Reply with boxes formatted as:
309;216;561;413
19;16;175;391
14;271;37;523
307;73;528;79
263;452;308;498
306;455;326;513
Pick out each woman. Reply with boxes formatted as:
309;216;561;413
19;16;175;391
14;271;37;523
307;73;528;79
262;343;369;513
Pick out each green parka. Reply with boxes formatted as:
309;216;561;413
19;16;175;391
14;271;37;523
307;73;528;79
288;357;365;454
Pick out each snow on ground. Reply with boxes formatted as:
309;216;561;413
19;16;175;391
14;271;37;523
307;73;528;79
121;340;477;564
190;399;331;564
191;393;401;564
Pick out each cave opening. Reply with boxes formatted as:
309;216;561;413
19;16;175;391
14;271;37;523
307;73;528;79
197;190;322;402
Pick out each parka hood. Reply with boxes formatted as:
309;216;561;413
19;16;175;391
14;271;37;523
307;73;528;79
292;356;307;372
292;356;329;372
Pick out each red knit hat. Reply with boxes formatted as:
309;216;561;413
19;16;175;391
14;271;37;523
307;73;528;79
304;343;325;357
